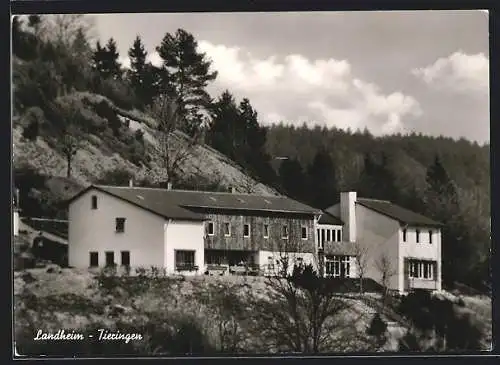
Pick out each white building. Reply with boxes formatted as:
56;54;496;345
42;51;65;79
316;191;443;293
67;184;321;275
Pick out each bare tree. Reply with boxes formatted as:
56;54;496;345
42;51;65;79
40;14;96;47
242;264;350;353
375;252;398;307
149;96;200;185
352;242;370;294
62;132;80;178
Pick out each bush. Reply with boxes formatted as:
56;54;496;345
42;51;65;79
93;100;122;134
99;79;138;111
96;168;134;186
367;313;387;337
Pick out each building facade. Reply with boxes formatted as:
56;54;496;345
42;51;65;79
67;185;321;275
316;191;442;293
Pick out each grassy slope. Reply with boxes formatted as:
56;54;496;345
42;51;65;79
14;269;387;355
13;92;278;199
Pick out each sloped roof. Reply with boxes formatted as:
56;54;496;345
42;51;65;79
68;185;321;221
318;212;344;225
356;198;442;227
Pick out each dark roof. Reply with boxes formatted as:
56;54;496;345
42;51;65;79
68;185;321;221
318;212;344;225
356;198;442;227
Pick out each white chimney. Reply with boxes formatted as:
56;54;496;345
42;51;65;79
129;179;134;187
13;208;19;237
230;187;236;194
340;191;357;242
167;182;173;190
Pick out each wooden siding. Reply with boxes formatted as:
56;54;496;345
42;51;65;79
199;210;316;253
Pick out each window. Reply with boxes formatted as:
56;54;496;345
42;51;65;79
408;260;435;280
325;255;350;278
317;229;322;249
105;251;114;267
416;229;420;243
264;224;269;238
402;229;407;242
121;251;130;266
428;230;433;244
267;256;274;271
207;222;214;236
175;250;195;270
337;229;341;242
89;252;98;267
224;222;231;237
243;224;250;237
91;195;98;210
282;225;289;239
301;226;307;240
321;229;325;245
115;218;126;233
326;230;331;242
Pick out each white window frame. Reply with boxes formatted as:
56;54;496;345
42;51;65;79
402;228;407;242
416;229;421;243
243;223;251;238
224;222;231;237
409;260;434;280
207;222;215;236
428;230;433;244
263;224;269;239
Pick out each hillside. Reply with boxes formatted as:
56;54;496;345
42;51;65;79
13;91;279;218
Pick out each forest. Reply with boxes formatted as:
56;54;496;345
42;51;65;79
12;14;490;292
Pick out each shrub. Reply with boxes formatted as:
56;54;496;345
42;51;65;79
20;107;46;141
367;313;387;337
99;78;138;111
95;168;134;186
93;100;122;134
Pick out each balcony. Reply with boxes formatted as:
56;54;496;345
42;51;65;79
405;277;439;291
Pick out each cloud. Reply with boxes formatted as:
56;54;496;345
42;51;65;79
119;51;163;70
412;51;489;93
198;41;421;135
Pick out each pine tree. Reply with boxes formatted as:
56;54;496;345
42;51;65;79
127;35;156;106
279;158;308;202
156;28;218;135
207;90;244;161
92;40;107;75
308;148;337;209
104;38;122;80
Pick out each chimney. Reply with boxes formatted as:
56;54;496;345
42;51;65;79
167;182;173;190
340;191;357;242
129;179;134;187
230;187;236;194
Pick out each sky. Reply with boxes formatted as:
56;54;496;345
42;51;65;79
92;11;490;144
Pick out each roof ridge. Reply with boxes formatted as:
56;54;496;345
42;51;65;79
96;184;283;198
357;197;392;203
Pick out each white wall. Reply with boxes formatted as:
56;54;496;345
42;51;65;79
164;220;205;275
68;189;166;269
340;192;357;242
13;210;19;237
399;227;442;291
355;204;401;291
258;250;316;276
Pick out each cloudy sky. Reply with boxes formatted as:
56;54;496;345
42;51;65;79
93;11;489;144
